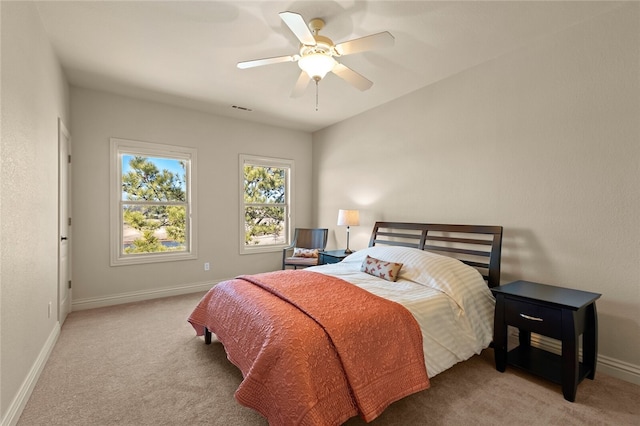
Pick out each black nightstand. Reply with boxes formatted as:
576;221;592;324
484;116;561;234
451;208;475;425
492;280;601;402
318;250;350;265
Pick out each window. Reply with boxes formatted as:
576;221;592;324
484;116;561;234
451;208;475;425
239;154;294;254
110;138;197;266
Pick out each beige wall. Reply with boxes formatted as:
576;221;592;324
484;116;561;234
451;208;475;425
0;1;70;422
312;4;639;380
70;88;312;307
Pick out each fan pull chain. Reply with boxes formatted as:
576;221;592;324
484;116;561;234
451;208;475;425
315;79;319;111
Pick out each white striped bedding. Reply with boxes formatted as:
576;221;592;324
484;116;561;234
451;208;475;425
307;246;495;377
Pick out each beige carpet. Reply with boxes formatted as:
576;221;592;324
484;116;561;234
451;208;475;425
17;292;639;425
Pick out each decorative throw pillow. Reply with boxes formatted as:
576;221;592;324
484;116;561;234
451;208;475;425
361;255;403;282
293;248;319;258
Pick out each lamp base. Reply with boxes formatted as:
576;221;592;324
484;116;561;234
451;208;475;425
344;248;353;254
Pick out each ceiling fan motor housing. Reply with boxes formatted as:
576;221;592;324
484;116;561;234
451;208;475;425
309;18;325;33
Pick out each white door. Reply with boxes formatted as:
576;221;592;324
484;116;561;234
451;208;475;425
58;118;71;323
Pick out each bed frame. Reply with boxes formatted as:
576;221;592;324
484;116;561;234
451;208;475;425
203;221;503;344
368;222;503;287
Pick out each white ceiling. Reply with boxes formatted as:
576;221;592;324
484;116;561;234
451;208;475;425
35;1;622;132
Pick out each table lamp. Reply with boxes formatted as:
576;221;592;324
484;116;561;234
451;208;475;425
337;209;360;254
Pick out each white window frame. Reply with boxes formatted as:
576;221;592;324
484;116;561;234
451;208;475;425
110;138;197;266
239;154;294;255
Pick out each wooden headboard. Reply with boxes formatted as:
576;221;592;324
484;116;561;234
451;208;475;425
368;222;503;288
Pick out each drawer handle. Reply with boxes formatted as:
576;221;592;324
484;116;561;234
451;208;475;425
520;313;543;322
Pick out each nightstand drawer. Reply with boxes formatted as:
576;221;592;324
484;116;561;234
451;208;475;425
319;253;341;264
318;250;350;265
505;298;562;339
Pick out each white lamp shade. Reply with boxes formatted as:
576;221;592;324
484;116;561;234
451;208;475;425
298;53;337;80
337;209;360;227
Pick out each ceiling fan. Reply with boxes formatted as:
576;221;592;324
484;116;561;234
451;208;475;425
237;11;395;98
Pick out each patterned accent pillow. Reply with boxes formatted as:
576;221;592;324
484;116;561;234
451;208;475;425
361;255;403;282
293;248;319;258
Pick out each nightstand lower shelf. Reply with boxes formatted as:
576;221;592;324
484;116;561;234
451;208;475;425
507;346;591;386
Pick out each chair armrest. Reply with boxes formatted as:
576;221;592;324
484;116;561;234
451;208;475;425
282;245;295;269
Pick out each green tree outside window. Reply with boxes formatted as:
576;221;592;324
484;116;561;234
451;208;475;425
121;156;187;254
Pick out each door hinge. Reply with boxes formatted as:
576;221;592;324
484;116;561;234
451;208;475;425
68;154;71;164
68;217;72;226
68;280;72;289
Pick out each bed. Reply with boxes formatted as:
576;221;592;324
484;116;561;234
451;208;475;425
188;222;503;425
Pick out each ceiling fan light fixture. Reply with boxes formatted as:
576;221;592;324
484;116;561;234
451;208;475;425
298;53;336;81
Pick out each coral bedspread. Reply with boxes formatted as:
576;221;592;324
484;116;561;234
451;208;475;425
188;270;429;425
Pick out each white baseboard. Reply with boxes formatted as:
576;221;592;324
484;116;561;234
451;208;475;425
510;329;640;386
1;323;60;426
597;354;640;386
71;280;224;311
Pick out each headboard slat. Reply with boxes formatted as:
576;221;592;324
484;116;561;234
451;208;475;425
423;245;491;258
375;231;423;241
462;260;490;269
426;235;493;246
371;239;421;249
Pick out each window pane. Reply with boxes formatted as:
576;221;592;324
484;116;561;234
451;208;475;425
122;204;186;254
244;206;286;246
122;155;186;202
243;164;287;247
243;165;285;204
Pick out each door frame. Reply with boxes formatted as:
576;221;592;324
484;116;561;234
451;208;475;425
58;118;71;323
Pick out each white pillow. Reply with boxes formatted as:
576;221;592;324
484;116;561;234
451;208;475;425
343;246;490;310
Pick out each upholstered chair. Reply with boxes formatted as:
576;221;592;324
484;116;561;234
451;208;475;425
282;228;329;269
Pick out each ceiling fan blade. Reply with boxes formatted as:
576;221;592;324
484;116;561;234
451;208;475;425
237;55;297;69
290;71;310;98
279;11;316;46
335;31;395;56
332;63;373;91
